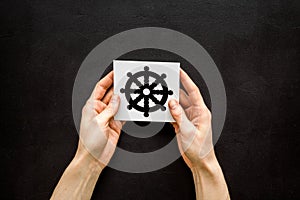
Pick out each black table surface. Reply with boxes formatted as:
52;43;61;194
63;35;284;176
1;0;299;199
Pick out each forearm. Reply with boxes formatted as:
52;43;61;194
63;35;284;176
51;150;102;200
191;150;230;200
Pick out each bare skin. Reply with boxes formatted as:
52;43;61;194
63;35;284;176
51;69;230;200
169;70;230;200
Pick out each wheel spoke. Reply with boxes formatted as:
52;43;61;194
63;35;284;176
133;79;143;87
127;88;142;94
149;94;160;104
149;80;159;89
130;94;144;105
144;96;149;114
152;90;164;95
144;73;150;85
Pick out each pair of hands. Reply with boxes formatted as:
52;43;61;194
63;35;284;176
77;69;214;171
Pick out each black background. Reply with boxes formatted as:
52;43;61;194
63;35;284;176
1;0;299;199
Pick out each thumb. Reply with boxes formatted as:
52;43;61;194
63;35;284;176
168;99;188;127
169;99;196;135
96;94;120;122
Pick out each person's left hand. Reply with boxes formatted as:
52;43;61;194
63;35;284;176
76;71;123;170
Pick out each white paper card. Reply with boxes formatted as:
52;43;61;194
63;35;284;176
114;60;180;122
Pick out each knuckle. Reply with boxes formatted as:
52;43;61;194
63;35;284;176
110;121;120;132
116;121;122;129
86;99;94;107
82;100;94;112
82;104;89;114
190;87;200;95
105;105;114;115
173;107;182;117
97;83;105;91
202;108;212;121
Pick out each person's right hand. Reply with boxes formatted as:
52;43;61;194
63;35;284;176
76;71;123;171
168;69;214;169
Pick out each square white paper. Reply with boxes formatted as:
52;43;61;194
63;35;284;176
114;60;180;122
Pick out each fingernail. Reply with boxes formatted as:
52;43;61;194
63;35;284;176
169;99;178;110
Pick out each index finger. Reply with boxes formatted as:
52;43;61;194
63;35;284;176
180;69;205;107
90;71;114;100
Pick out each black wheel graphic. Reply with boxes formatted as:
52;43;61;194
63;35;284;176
120;66;173;117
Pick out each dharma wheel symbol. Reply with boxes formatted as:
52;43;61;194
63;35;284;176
120;66;173;117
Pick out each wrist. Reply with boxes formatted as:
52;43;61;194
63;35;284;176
72;148;104;175
190;150;230;199
191;150;221;179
